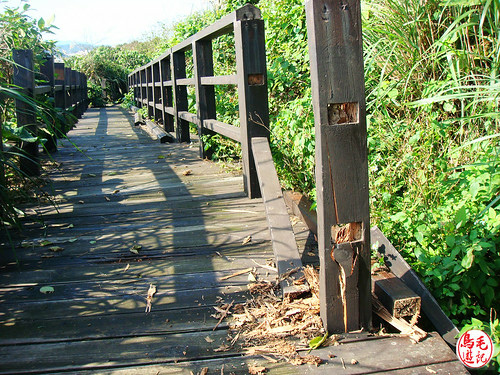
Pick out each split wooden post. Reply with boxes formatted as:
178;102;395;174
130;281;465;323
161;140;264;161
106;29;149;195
13;49;38;176
193;39;217;159
306;0;371;332
234;11;270;199
171;50;190;143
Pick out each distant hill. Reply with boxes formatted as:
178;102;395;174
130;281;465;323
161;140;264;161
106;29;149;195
57;41;95;56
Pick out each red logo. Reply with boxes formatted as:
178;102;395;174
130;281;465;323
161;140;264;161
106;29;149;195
456;329;493;368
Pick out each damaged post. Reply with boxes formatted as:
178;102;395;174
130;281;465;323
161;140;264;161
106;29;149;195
305;0;371;332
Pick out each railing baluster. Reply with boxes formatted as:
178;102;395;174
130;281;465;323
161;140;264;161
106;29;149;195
171;51;190;143
234;14;270;199
193;40;217;159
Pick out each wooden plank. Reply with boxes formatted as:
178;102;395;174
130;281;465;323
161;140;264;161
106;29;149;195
164;106;175;116
141;120;174;143
306;0;371;332
283;190;318;234
234;18;270;199
251;137;308;297
33;85;51;95
171;4;262;53
203;119;240;142
175;78;196;86
200;75;238;85
371;226;460;347
178;111;199;125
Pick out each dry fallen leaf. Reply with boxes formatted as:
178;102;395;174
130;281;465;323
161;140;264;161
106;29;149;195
248;365;266;375
242;236;252;245
351;359;359;365
49;246;64;252
204;336;214;343
112;189;120;194
182;169;193;176
199;368;208;375
39;240;53;247
105;196;111;202
78;200;85;204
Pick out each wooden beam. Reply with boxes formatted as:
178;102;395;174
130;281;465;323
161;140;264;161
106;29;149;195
251;137;309;298
372;270;421;319
371;226;460;347
203;119;240;142
306;0;371;332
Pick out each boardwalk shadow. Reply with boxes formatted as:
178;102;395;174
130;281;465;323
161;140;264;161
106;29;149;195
0;106;258;372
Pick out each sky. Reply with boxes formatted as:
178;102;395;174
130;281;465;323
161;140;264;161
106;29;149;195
2;0;214;46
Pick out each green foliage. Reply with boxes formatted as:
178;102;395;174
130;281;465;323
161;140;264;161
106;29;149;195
66;46;149;106
0;2;75;238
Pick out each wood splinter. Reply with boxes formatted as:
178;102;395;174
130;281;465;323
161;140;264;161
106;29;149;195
145;284;156;313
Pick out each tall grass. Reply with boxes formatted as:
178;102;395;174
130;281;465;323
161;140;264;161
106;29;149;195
363;0;499;331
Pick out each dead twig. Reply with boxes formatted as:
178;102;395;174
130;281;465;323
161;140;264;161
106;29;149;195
213;300;234;331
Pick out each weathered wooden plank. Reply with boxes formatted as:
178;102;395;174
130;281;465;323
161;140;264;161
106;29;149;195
178;111;199;125
33;85;51;95
203;119;241;142
141;120;173;143
306;0;371;332
175;78;196;86
371;227;460;347
251;137;308;297
170;4;262;53
283;190;318;234
200;74;238;85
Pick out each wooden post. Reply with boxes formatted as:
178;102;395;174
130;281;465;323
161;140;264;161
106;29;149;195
234;13;270;199
40;55;57;153
152;62;161;123
146;65;153;118
305;0;371;332
140;69;146;108
171;50;190;143
13;49;39;176
163;57;175;132
193;40;217;159
54;63;64;107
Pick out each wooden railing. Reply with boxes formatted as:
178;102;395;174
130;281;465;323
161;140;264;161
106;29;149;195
11;49;88;176
128;4;268;200
129;1;373;334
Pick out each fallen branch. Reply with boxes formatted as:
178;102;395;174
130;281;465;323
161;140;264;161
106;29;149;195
219;268;253;281
213;300;234;331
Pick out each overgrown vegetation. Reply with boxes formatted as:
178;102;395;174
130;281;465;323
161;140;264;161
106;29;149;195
65;46;149;106
1;1;76;239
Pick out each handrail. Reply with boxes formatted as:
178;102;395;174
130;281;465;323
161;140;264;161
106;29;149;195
128;4;268;200
128;5;308;298
11;49;88;176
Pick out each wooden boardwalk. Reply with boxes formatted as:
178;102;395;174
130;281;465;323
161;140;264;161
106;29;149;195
0;107;467;374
